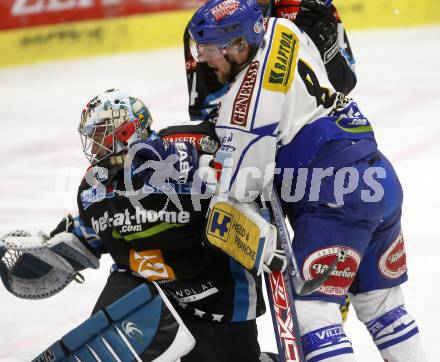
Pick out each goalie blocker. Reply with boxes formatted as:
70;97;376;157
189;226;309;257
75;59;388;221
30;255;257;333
204;196;287;275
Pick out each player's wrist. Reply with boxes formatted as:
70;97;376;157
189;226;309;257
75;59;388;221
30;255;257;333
50;214;74;238
322;36;339;64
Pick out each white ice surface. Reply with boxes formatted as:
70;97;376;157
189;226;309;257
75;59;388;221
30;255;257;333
0;25;439;361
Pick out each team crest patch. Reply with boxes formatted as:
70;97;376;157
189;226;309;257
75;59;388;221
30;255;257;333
231;61;259;127
129;249;175;282
263;23;299;93
303;246;360;296
378;231;407;279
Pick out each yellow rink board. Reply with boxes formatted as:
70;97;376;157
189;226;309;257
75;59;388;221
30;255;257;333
336;0;440;30
0;9;194;68
1;0;440;68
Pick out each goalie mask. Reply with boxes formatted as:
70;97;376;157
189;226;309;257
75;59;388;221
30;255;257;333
79;89;153;166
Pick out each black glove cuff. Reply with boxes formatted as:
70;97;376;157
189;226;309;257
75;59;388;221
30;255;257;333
50;215;74;238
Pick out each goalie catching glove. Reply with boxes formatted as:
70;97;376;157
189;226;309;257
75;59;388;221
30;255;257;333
0;225;99;299
204;196;287;275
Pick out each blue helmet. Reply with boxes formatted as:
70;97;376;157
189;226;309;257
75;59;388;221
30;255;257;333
189;0;264;47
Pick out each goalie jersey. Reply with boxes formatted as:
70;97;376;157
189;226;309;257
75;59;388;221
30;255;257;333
75;164;265;323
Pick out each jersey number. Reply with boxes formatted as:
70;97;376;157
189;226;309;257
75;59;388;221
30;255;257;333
298;59;333;108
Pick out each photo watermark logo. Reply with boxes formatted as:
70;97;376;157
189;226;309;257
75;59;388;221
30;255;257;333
68;142;387;215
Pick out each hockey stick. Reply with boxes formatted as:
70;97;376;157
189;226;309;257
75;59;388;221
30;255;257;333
263;270;305;362
264;185;338;296
260;205;306;362
271;186;337;296
260;185;338;362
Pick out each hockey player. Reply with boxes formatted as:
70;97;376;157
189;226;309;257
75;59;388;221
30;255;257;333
187;0;428;361
0;89;285;361
184;0;356;122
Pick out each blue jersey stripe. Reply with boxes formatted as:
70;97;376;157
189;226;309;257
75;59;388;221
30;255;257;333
230;258;250;322
250;18;277;131
227;133;265;192
216;124;277;136
372;320;415;341
307;347;354;362
376;327;419;351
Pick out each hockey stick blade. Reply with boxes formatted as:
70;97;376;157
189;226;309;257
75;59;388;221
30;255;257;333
295;254;338;295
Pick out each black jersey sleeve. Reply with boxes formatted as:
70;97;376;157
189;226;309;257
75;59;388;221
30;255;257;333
76;175;108;258
325;40;357;94
184;23;227;122
325;8;357;94
273;0;357;94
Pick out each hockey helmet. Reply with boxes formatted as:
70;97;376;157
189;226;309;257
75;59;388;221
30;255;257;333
189;0;264;62
79;89;153;165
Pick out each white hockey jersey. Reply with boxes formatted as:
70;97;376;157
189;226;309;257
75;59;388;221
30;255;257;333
214;17;339;201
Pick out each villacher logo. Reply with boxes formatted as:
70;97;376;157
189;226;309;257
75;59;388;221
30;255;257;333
303;246;361;296
378;231;407;279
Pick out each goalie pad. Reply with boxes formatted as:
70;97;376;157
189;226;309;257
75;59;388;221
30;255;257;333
0;230;99;299
204;196;284;275
32;283;195;362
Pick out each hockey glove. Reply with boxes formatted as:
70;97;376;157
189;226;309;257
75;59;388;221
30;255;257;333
49;214;74;237
272;0;301;20
262;243;287;274
295;0;340;64
159;121;220;155
0;229;99;299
